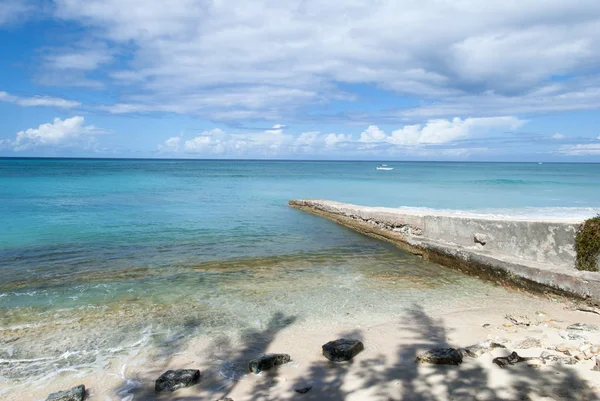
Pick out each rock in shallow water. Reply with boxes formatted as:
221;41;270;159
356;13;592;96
46;385;85;401
248;353;291;373
155;369;201;392
322;339;364;362
416;348;462;365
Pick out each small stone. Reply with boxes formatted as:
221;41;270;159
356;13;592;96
460;341;506;358
554;344;576;355
46;385;85;401
567;323;600;332
322;339;364;362
248;353;291;373
294;385;313;394
514;337;542;349
215;398;234;401
482;323;491;328
593;356;600;372
559;330;587;341
155;369;201;392
540;351;578;365
505;315;531;326
416;348;462;365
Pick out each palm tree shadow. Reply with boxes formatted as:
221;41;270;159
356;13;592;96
289;305;598;401
117;311;297;401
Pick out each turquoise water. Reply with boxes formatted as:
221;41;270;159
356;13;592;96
1;159;600;386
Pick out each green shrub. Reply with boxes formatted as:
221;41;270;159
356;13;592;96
575;215;600;272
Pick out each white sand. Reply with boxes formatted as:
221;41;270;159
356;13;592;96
3;293;600;401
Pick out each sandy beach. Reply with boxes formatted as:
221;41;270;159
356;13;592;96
3;289;600;401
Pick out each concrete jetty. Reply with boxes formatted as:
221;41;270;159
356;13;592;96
289;199;600;302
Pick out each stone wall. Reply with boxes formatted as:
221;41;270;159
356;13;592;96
289;199;600;302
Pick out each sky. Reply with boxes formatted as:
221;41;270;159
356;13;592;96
1;0;600;161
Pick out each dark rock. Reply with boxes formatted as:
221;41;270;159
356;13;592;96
492;352;544;368
155;369;201;392
567;323;599;332
460;341;506;358
46;385;85;401
248;353;291;373
322;339;364;362
215;399;234;401
294;385;313;394
416;348;462;365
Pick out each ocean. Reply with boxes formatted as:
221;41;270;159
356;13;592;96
1;159;600;394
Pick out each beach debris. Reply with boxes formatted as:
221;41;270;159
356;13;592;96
559;330;587;341
248;353;291;373
322;339;364;362
505;315;531;326
46;385;85;401
514;337;542;349
567;323;600;332
492;351;536;368
460;341;506;358
155;369;201;392
416;348;463;365
540;351;578;365
567;304;600;316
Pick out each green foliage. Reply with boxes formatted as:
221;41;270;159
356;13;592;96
575;215;600;272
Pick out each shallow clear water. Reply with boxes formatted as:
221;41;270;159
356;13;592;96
1;159;600;385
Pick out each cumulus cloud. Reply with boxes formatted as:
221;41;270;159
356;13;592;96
0;0;36;26
557;143;600;155
157;136;181;153
45;0;600;121
552;133;566;140
2;116;100;151
0;91;80;108
157;116;524;158
361;117;525;146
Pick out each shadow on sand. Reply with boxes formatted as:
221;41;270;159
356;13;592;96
114;307;597;401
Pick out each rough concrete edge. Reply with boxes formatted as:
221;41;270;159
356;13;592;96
289;200;600;303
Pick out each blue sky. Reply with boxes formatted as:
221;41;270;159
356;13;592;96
1;0;600;161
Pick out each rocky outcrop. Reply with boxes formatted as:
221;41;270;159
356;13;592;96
155;369;201;392
322;339;364;362
46;385;85;401
416;348;463;365
248;354;291;373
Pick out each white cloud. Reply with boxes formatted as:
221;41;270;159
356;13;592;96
557;143;600;155
157;136;181;153
362;117;525;146
0;0;35;26
2;116;100;151
552;133;566;140
48;0;600;121
0;91;80;108
158;116;525;158
359;126;387;143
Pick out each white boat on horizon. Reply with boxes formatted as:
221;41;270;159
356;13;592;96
376;164;394;171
